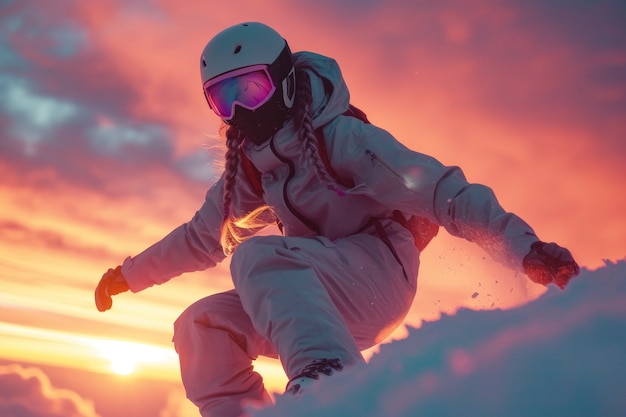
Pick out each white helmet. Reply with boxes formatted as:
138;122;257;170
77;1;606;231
200;22;296;144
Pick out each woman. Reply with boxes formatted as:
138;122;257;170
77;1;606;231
95;22;579;417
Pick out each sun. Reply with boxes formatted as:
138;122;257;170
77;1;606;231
92;339;177;376
109;356;137;375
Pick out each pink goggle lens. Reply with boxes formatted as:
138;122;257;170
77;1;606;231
204;67;275;120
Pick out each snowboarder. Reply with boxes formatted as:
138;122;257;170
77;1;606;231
94;22;579;417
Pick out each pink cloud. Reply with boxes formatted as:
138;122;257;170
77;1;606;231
0;364;102;417
158;387;198;417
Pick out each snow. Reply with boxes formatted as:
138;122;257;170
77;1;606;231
250;260;626;417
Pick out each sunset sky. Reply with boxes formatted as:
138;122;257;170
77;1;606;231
1;1;625;416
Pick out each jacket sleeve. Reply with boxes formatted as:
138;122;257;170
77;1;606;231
121;177;228;292
328;118;539;271
121;168;271;293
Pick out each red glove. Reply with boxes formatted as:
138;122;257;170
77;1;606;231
95;265;130;312
523;241;580;290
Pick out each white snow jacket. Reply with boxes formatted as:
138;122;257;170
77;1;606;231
121;51;539;292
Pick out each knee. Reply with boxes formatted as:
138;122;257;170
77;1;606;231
173;295;229;350
175;297;208;329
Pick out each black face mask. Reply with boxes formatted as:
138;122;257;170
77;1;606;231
229;92;292;145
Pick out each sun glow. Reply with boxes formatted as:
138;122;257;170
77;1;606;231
92;340;178;376
110;357;136;375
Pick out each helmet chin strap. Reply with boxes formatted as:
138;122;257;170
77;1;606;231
282;67;296;109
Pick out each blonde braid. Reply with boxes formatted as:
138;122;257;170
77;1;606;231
219;126;244;254
222;127;243;216
219;125;273;255
294;64;346;196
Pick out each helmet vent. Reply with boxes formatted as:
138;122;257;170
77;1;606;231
233;44;242;54
202;59;206;67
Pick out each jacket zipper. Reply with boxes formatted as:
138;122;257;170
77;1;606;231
270;138;321;234
365;149;411;185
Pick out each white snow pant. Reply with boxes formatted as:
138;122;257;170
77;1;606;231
173;223;419;417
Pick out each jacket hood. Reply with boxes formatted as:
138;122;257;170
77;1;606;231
293;51;351;128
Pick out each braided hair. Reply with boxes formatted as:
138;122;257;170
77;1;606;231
292;64;347;196
219;59;345;254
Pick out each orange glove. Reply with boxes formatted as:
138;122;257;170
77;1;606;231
523;241;580;290
95;265;130;312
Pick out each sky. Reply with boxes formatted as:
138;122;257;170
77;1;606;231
0;0;624;416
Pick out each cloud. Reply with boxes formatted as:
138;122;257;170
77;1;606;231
0;364;102;417
0;219;121;262
0;0;223;199
158;387;199;417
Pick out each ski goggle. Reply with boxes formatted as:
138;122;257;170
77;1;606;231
203;65;276;121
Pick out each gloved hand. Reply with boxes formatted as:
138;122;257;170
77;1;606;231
95;265;130;312
523;241;580;290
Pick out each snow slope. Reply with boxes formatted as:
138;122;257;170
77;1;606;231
251;260;626;417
